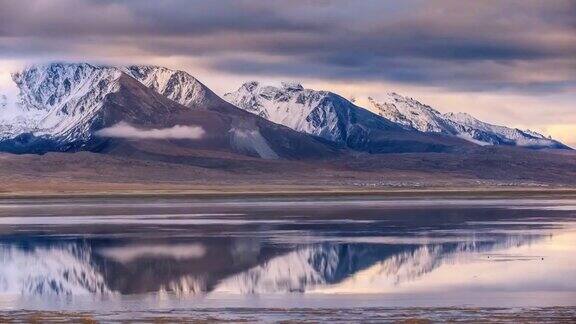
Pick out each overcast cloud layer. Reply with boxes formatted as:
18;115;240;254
0;0;575;145
1;0;575;92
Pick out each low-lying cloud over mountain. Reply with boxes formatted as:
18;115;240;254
96;123;205;140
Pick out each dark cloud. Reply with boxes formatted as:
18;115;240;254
212;56;575;93
0;0;575;93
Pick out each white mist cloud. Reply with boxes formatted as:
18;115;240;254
96;122;205;139
0;63;24;122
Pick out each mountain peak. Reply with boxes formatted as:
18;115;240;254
366;93;449;133
385;92;403;100
240;81;260;92
224;81;467;153
364;95;567;149
224;81;331;133
122;65;220;108
280;81;304;92
3;62;122;140
443;112;478;123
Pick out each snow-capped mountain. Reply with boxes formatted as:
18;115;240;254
0;63;339;158
225;83;568;150
1;63;568;157
224;81;469;153
366;93;568;149
0;63;219;142
123;65;221;108
444;112;564;147
224;81;395;143
366;93;453;134
0;63;121;142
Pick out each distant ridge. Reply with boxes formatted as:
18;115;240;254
224;81;474;153
366;93;568;149
225;83;569;150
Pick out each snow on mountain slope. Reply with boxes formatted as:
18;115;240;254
224;81;350;142
444;112;563;147
0;63;121;142
123;65;221;108
0;63;218;143
367;93;453;134
366;93;568;149
0;63;340;159
230;127;279;159
225;82;499;153
223;81;435;150
1;63;568;157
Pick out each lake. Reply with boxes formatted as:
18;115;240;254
0;196;575;321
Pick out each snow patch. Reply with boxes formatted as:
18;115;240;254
230;127;279;159
456;133;492;146
123;65;212;108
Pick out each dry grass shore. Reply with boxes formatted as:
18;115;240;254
2;150;576;200
2;181;576;200
1;307;575;323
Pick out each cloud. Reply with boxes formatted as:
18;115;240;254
0;62;25;122
0;0;574;93
95;122;205;140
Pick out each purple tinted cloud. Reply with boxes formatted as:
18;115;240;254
0;0;574;93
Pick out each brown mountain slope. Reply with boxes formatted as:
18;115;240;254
86;74;342;161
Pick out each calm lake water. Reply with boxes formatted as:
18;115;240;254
0;196;575;321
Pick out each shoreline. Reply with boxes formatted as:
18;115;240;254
1;307;575;322
2;186;576;200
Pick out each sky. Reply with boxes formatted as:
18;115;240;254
0;0;575;146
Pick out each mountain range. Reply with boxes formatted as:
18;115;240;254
1;63;569;159
224;82;567;150
0;63;338;159
0;62;573;187
365;94;565;148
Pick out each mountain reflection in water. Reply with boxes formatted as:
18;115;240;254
0;233;547;296
0;197;574;304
